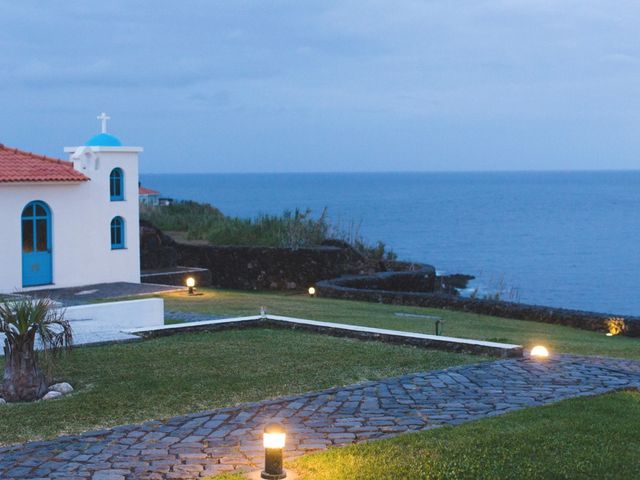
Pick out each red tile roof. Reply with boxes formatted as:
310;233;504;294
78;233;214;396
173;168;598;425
0;144;89;183
139;185;160;195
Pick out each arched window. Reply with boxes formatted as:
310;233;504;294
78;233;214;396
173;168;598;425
110;216;125;249
109;168;124;201
21;201;51;254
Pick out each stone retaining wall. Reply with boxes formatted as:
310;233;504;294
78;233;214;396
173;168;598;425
176;243;370;290
315;279;640;337
141;221;373;290
140;222;448;292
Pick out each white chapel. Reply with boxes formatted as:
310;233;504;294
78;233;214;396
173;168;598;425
0;114;142;292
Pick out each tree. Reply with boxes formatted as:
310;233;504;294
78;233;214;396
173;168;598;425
0;297;72;402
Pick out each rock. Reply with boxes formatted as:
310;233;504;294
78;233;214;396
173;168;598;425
0;398;6;406
42;391;63;401
440;273;475;290
327;267;437;293
48;382;74;395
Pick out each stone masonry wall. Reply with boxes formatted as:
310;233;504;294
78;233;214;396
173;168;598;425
140;221;372;290
176;243;371;290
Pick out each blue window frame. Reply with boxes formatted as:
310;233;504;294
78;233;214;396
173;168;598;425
110;216;125;249
110;168;124;201
21;201;51;253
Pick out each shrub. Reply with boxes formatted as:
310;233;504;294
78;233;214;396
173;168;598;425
140;201;395;261
0;297;72;402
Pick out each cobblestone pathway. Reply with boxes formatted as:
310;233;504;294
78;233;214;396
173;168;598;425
1;355;639;480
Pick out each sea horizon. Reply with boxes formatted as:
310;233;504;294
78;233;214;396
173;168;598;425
142;168;640;175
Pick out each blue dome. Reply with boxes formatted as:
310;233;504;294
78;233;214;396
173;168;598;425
85;133;123;147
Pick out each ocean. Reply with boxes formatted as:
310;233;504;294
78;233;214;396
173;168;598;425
141;171;640;316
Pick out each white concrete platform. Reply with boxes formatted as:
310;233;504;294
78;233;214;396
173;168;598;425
64;297;164;346
1;298;165;352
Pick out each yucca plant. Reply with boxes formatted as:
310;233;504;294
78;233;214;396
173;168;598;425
0;297;72;402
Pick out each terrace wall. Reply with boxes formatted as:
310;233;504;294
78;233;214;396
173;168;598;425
140;221;375;290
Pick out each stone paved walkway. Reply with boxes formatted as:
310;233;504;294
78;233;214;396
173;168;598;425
1;355;639;480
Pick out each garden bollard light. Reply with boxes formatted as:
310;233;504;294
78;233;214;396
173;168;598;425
530;345;549;358
262;423;287;479
186;277;196;295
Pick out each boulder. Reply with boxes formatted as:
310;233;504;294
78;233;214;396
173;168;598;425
49;382;74;395
42;391;63;401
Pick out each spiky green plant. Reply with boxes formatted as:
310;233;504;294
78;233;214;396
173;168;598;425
0;297;72;402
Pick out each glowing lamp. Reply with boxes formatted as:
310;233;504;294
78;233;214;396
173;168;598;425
262;423;287;479
186;277;196;295
530;345;549;358
308;287;316;297
606;317;625;336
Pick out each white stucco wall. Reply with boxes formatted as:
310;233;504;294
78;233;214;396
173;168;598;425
0;146;142;292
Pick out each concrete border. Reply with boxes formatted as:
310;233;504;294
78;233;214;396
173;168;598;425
125;314;523;358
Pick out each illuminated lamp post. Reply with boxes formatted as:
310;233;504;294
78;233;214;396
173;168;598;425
186;277;196;295
262;423;287;479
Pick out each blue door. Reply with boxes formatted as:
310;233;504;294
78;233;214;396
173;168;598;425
22;201;52;287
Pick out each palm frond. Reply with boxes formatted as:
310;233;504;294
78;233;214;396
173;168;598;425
37;305;73;355
0;296;73;354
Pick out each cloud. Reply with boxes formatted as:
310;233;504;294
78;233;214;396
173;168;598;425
1;0;639;171
10;56;277;89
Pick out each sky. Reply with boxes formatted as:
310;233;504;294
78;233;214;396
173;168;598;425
0;1;639;173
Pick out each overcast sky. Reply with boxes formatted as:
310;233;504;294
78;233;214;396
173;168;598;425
1;1;639;173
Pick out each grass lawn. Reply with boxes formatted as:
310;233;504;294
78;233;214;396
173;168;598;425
0;328;479;446
211;390;640;480
162;289;640;359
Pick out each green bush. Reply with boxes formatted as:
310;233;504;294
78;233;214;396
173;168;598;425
140;201;395;261
141;201;225;232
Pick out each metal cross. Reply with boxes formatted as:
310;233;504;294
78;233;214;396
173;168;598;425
97;112;110;133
